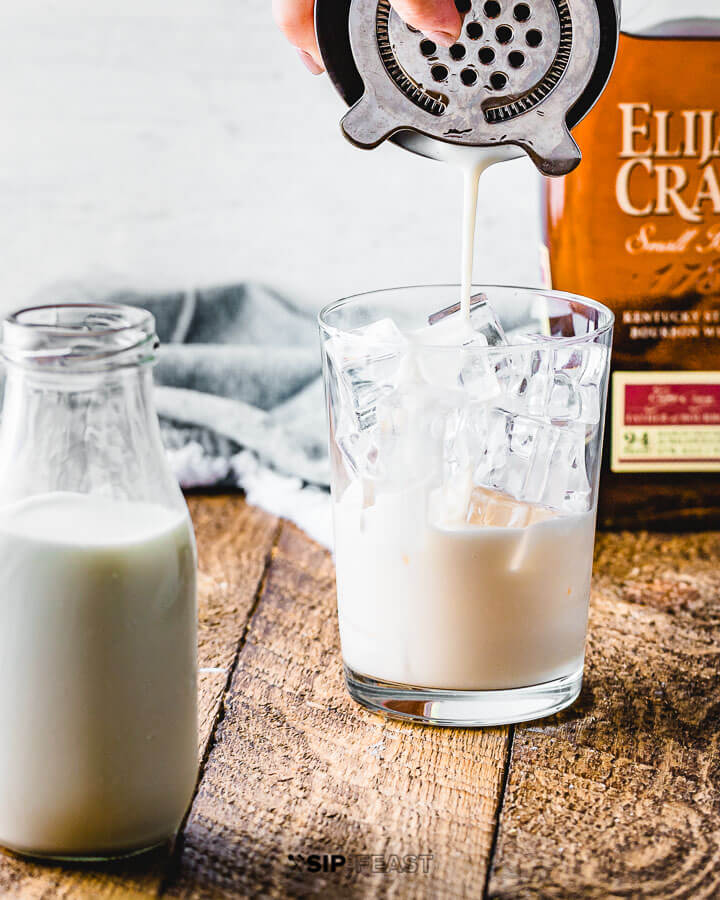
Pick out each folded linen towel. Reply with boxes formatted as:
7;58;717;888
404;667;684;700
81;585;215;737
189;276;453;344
111;282;331;489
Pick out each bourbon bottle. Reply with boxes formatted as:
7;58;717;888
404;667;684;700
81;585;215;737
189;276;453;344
545;1;720;529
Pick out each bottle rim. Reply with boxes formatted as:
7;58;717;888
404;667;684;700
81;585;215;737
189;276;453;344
1;303;158;372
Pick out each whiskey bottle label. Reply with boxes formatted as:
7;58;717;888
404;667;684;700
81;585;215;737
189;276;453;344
611;371;720;472
546;33;720;478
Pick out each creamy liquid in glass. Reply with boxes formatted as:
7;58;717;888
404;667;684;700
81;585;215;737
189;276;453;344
333;146;596;692
335;482;594;691
0;492;197;857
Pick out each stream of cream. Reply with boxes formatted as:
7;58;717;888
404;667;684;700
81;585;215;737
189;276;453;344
456;148;522;319
461;160;483;320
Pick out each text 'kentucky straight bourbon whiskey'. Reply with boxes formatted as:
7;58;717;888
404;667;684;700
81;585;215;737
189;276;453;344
546;1;720;528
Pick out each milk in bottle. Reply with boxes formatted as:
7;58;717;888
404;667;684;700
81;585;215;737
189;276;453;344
0;304;198;858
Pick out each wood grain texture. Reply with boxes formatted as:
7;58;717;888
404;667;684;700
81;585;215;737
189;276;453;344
1;499;718;899
488;531;720;899
187;496;280;752
165;522;511;899
0;495;279;899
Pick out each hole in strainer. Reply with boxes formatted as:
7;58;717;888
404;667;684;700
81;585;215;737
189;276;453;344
478;46;496;64
495;24;513;43
513;3;531;21
450;43;467;60
526;28;542;46
490;71;508;89
420;39;437;56
460;67;478;85
456;0;472;12
431;64;449;81
466;22;484;39
508;50;525;67
483;1;501;18
407;23;420;32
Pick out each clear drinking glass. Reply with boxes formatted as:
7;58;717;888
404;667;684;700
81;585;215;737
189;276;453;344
319;285;614;727
0;304;198;859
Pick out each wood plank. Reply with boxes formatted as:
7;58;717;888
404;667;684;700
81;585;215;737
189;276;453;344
488;531;720;899
165;522;511;899
188;496;280;752
0;495;279;899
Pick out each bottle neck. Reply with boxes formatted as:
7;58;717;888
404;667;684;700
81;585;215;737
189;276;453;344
0;365;180;508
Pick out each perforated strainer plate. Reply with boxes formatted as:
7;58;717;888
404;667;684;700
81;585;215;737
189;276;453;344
381;0;564;119
322;0;619;175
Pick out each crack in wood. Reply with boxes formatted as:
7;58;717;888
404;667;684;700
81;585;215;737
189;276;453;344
484;724;515;900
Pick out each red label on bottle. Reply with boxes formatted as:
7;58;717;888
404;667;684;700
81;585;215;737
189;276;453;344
612;372;720;472
624;384;720;426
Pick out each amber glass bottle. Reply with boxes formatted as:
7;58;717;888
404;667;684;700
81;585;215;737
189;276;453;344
546;2;720;529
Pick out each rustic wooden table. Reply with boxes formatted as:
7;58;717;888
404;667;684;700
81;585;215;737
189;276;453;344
1;495;718;899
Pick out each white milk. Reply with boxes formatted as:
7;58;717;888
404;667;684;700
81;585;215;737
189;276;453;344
440;145;522;319
459;156;499;319
334;481;594;691
0;492;197;857
460;161;484;319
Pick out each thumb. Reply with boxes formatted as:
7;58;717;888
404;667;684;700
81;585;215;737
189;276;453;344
390;0;463;46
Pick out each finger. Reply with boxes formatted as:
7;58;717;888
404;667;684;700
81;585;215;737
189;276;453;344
297;49;324;75
273;0;325;71
391;0;462;46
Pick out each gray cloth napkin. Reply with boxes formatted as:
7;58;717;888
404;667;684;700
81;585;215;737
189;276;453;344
110;283;330;487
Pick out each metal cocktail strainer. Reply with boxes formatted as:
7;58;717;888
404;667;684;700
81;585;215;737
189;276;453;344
315;0;620;175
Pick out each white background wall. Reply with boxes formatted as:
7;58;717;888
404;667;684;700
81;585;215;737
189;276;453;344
0;0;545;315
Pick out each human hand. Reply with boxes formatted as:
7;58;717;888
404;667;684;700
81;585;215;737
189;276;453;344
273;0;463;74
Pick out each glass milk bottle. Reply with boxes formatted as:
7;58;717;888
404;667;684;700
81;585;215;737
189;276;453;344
0;303;198;859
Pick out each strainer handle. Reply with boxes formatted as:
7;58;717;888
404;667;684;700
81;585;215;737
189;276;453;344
521;126;582;177
341;94;403;148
